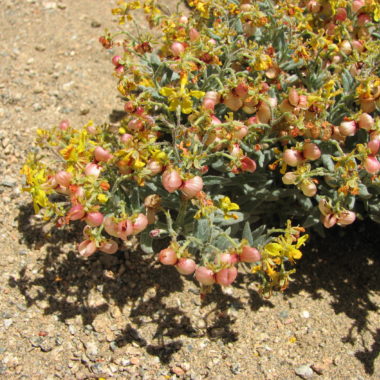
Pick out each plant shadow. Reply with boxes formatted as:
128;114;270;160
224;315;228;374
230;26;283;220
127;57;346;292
11;203;380;373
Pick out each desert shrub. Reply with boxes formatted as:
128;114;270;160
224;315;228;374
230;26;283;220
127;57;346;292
22;0;380;296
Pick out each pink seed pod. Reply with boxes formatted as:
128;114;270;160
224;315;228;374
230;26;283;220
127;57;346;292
364;156;380;174
59;119;70;131
337;211;356;226
358;113;374;131
121;133;133;143
307;0;321;13
87;125;97;135
189;28;200;41
115;65;124;74
84;163;101;178
322;213;337;229
283;149;303;167
171;41;185;56
318;198;332;216
303;142;321;161
85;212;104;227
368;139;380;155
288;88;300;107
147;160;163;175
195;266;216;285
94;146;113;162
70;185;85;200
233;123;248;139
99;240;118;254
240;246;261;263
128;118;144;131
300;180;317;197
215;253;235;265
117;219;133;240
352;0;365;13
55;170;72;187
241;156;257;173
176;258;196;275
235;82;249;98
340;40;352;55
224;93;243;111
215;267;238;286
181;176;204;198
351;40;364;52
298;95;308;109
132;213;149;235
339;120;356;137
68;204;85;221
158;247;178;265
178;15;188;24
103;217;119;238
112;55;122;66
162;169;183;193
358;13;371;26
282;172;297;185
202;91;221;110
211;115;222;125
334;7;347;22
78;239;97;257
257;102;271;124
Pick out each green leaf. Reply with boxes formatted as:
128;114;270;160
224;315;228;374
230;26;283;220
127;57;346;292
242;221;254;245
195;219;211;241
321;154;335;171
140;228;153;254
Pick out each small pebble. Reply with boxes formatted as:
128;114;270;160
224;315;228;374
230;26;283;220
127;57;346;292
295;365;314;379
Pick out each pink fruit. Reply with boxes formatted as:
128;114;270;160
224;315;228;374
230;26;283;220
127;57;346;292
84;163;101;178
215;267;238;286
171;41;185;56
99;240;118;254
67;204;85;221
147;160;163;175
176;258;196;275
339;120;356;137
55;170;72;187
121;133;133;143
78;239;97;257
335;7;347;22
181;176;204;199
112;55;122;66
368;139;380;155
189;28;200;41
352;0;365;13
337;211;356;226
132;213;148;235
94;146;112;162
358;113;374;131
240;246;261;263
59;120;69;130
162;169;182;193
303;142;321;161
364;156;380;174
282;172;297;185
283;149;303;167
195;266;215;285
85;212;104;227
300;180;317;197
233;123;248;139
241;156;257;173
322;213;337;229
117;219;133;240
158;247;178;265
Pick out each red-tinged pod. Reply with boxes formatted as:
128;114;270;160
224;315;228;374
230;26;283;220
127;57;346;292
303;142;321;161
99;240;118;254
158;247;178;265
176;258;196;275
94;146;113;162
241;156;257;173
84;163;101;178
322;213;337;229
337;211;356;226
78;239;97;257
368;139;380;155
195;266;215;285
358;113;374;131
339;120;356;137
55;170;72;187
283;149;303;167
132;213;149;235
85;212;104;227
103;217;119;238
216;267;238;286
117;219;133;240
240;246;261;263
282;172;297;185
68;204;85;221
364;156;380;174
181;176;204;199
162;169;182;193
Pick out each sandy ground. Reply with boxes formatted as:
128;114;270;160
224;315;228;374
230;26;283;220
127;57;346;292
0;0;379;379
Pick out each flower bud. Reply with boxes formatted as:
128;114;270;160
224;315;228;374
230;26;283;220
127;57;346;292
85;163;101;178
85;212;104;227
162;169;183;193
241;156;257;173
181;176;204;199
68;204;85;221
282;172;297;185
94;146;112;162
215;267;238;286
358;113;374;131
195;266;215;285
303;142;321;161
55;170;72;187
339;120;356;137
240;246;261;263
158;247;178;265
337;211;356;226
364;156;380;174
171;41;185;56
176;258;196;275
99;240;118;254
132;213;148;235
78;239;97;257
300;180;317;197
283;149;303;167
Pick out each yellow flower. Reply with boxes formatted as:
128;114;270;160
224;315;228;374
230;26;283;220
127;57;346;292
97;194;109;203
264;232;308;262
218;196;240;219
160;74;205;114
